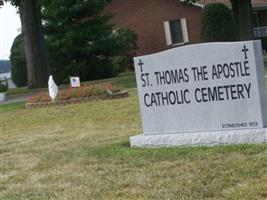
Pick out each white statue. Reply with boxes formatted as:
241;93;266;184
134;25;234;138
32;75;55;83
48;75;58;101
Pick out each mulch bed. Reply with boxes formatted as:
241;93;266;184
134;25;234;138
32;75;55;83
25;91;129;109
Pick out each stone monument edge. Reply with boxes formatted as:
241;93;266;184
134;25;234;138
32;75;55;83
131;40;267;147
130;128;267;148
253;40;267;127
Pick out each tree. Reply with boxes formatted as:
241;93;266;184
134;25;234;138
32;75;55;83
112;28;138;71
230;0;253;40
7;0;49;88
10;34;27;87
201;3;237;42
185;0;254;41
42;0;137;83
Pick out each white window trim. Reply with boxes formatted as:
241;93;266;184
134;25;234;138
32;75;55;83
164;21;172;45
163;18;189;46
172;42;185;47
181;18;189;43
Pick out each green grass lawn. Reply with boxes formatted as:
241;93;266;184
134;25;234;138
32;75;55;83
1;89;267;199
6;87;49;96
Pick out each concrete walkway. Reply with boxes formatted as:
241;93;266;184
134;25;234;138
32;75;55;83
1;92;40;105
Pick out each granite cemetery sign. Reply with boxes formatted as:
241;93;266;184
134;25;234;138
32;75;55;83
130;40;267;147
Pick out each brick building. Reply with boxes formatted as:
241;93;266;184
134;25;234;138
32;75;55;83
104;0;202;56
103;0;267;56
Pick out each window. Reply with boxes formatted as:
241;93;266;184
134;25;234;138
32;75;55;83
169;20;183;44
164;18;189;46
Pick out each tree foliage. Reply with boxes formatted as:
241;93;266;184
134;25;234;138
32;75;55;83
10;34;28;87
4;0;20;6
42;0;137;84
230;0;253;40
112;28;138;71
201;3;237;42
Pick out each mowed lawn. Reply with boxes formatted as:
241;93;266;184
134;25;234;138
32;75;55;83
1;83;267;200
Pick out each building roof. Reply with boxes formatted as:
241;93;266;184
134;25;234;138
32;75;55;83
197;0;267;9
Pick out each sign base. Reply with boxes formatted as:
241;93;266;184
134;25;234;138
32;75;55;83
130;128;267;147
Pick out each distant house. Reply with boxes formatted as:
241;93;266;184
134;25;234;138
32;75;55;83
0;60;16;89
103;0;267;56
251;1;267;39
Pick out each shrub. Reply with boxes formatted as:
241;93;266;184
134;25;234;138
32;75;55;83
0;83;8;92
201;3;237;42
10;34;28;87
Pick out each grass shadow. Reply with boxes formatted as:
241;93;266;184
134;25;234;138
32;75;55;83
88;141;267;164
0;102;25;113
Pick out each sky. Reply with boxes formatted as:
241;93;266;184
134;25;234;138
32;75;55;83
0;2;21;60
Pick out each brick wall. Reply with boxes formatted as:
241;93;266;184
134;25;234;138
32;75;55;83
103;0;202;56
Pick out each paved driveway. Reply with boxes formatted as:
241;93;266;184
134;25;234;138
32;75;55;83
1;92;39;105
